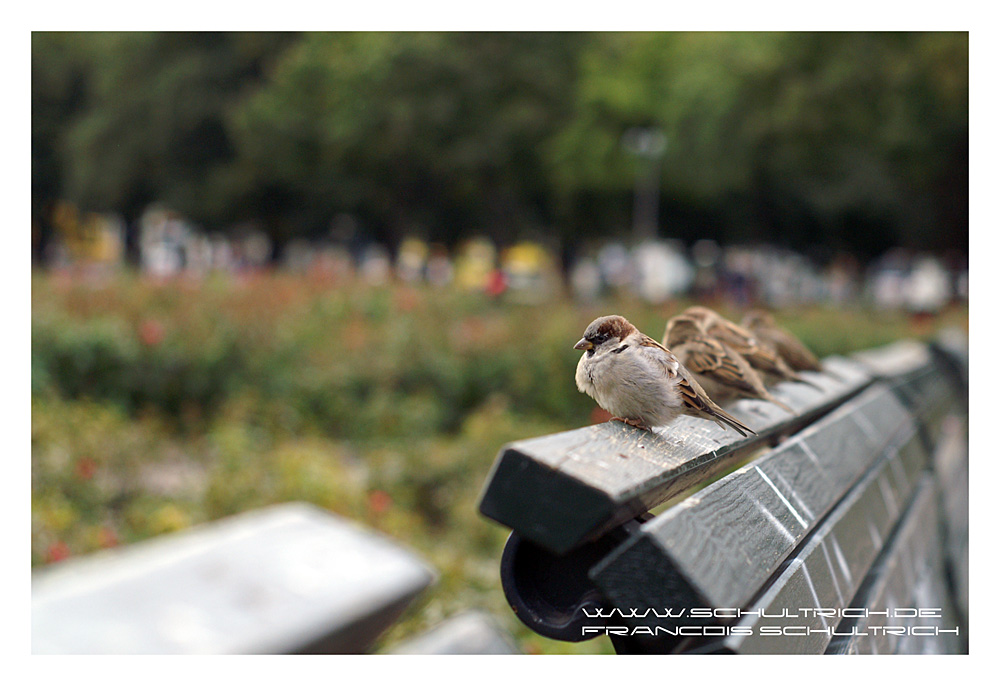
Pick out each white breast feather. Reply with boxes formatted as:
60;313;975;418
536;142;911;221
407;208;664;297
576;337;685;427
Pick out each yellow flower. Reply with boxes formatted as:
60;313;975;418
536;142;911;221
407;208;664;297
148;504;190;535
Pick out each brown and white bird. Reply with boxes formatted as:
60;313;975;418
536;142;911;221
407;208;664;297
574;315;755;435
682;306;817;388
741;310;823;373
663;314;794;413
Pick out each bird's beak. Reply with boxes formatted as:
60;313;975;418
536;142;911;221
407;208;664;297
574;338;593;351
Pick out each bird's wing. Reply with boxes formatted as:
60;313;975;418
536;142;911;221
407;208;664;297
714;322;797;378
638;333;671;355
642;335;755;437
675;370;756;437
771;328;822;371
637;333;683;378
685;337;761;393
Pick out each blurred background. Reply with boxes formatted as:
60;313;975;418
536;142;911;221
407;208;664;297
31;31;968;654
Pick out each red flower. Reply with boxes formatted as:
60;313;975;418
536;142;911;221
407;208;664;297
74;456;97;481
485;269;507;297
368;490;392;515
97;526;119;549
138;319;165;347
45;541;71;564
394;287;420;313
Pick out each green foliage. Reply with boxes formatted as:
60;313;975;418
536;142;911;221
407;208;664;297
45;32;297;227
30;272;967;653
32;309;250;419
32;32;967;258
550;32;968;252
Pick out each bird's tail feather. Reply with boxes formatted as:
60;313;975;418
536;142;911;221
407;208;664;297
765;394;795;414
711;406;756;437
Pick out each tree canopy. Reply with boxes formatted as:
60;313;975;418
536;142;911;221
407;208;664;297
31;31;968;263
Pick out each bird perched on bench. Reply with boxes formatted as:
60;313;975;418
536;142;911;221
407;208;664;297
682;306;820;389
663;313;794;413
740;309;823;373
574;315;755;436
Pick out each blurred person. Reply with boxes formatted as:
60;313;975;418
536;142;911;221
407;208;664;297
396;237;429;283
426;245;453;287
569;256;602;302
241;231;272;270
825;252;861;305
359;243;392;285
597;242;631;292
868;248;911;310
631;240;694;303
691;239;721;300
906;255;951;316
501;241;559;302
454;237;497;292
720;247;756;307
282;239;316;274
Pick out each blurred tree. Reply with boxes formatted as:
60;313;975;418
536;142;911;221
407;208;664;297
32;33;90;264
33;32;967;264
227;32;583;254
549;32;968;259
55;32;297;263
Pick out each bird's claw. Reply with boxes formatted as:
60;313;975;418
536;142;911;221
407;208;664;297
611;416;652;432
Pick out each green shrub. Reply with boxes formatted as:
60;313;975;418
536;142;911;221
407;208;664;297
30;271;967;654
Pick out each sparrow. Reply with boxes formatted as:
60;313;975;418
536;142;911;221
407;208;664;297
574;315;755;435
741;310;823;373
663;314;794;413
682;306;818;388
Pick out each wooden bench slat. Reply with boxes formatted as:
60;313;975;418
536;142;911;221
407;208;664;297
389;611;519;654
854;340;963;451
32;503;436;654
930;411;969;629
711;424;928;654
851;340;934;378
826;479;964;654
480;335;967;654
587;382;917;619
479;355;872;554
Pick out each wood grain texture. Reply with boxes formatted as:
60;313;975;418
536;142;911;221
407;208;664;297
479;355;872;553
853;340;961;450
852;340;933;378
31;503;436;654
931;412;969;627
826;479;964;655
588;383;917;622
389;611;519;654
711;422;928;654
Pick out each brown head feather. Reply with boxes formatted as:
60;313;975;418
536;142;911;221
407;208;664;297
582;315;638;343
682;306;721;324
664;314;705;346
742;309;776;329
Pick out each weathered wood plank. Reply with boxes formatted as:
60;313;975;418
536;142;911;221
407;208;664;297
587;382;917;625
707;425;928;654
389;611;519;654
931;412;969;627
478;355;871;553
825;480;965;655
932;328;969;395
853;339;961;449
32;503;436;654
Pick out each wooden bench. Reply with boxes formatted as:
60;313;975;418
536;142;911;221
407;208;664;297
32;502;522;654
32;503;437;653
478;334;968;654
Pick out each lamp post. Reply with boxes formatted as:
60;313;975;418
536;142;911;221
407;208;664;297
622;127;667;241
